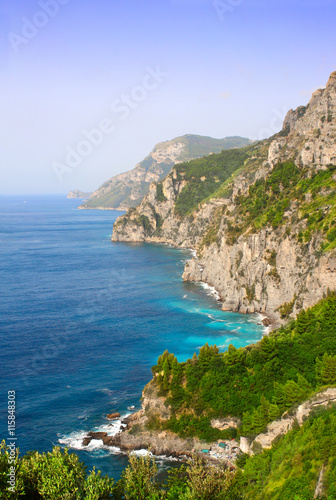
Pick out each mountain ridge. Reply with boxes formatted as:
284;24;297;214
78;134;252;210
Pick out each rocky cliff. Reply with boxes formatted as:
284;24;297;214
80;135;251;210
82;378;336;462
268;71;336;168
112;73;336;325
82;380;213;458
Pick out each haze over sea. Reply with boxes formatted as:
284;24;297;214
0;196;264;479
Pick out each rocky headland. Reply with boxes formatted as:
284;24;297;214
67;190;92;199
112;72;336;326
79;135;251;210
82;379;336;462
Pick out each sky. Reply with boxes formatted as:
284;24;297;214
0;0;335;195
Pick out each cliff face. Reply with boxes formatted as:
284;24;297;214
183;235;336;323
84;380;212;457
268;71;336;168
112;73;336;324
80;134;251;210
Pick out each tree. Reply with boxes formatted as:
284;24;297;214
122;453;161;500
19;447;86;499
1;444;114;499
316;353;336;385
259;396;271;422
198;344;220;368
268;403;281;422
185;456;242;500
296;310;310;335
242;412;253;435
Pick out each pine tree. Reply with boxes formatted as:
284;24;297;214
316;353;336;385
198;343;219;367
296;309;310;335
296;374;312;397
162;359;171;391
260;395;271;422
269;403;281;422
322;296;336;327
251;408;267;434
242;411;253;434
273;382;286;408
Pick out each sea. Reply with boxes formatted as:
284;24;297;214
0;195;265;480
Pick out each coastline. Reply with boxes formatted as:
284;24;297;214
112;236;279;332
78;412;240;467
74;386;336;467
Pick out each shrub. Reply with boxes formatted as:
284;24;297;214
156;183;167;202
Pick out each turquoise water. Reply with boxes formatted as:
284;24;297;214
0;196;264;479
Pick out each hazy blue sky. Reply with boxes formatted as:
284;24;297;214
1;0;335;194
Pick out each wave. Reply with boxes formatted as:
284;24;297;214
58;430;119;455
58;419;180;463
58;415;130;455
199;282;221;301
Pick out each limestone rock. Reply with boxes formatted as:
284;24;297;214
107;412;120;420
211;417;241;430
112;72;336;324
239;437;251;455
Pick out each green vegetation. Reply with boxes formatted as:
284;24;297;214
172;157;336;249
0;444;114;499
0;443;243;499
228;161;299;237
277;295;297;319
81;135;250;210
4;407;336;499
151;293;336;439
174;145;256;216
120;453;242;500
165;143;335;252
199;206;226;252
176;134;251;161
296;105;308;119
156;183;167;202
225;162;336;247
114;203;164;237
2;296;336;499
138;215;152;233
241;407;336;499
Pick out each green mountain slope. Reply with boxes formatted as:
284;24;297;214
241;407;336;499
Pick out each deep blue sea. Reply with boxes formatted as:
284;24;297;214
0;196;264;480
